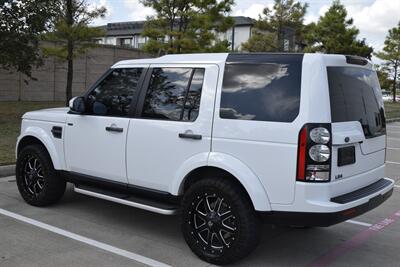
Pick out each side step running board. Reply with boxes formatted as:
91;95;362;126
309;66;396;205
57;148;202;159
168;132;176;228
74;186;179;215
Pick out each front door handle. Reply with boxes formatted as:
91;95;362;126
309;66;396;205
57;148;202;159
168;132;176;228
179;133;202;140
106;125;123;133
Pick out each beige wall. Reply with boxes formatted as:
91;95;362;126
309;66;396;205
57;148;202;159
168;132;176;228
0;44;151;101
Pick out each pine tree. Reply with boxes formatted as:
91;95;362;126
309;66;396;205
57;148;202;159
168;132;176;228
43;0;106;105
140;0;234;55
242;0;308;52
305;0;373;58
375;22;400;102
375;64;393;92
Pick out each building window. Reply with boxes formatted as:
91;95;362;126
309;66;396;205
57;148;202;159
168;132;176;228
119;38;132;47
106;38;114;45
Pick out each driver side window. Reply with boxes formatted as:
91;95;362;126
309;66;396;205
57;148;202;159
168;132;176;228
87;68;143;117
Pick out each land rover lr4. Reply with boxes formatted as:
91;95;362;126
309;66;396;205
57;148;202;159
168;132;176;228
16;53;394;265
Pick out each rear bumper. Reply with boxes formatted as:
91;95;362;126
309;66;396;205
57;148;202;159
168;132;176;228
260;177;394;227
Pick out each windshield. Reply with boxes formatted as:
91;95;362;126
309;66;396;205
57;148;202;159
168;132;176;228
327;67;386;138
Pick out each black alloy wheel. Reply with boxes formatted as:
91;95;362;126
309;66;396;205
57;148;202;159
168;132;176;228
189;193;238;255
22;155;45;196
182;176;260;265
16;144;66;206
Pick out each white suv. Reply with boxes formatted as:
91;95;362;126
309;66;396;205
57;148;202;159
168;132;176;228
16;53;394;264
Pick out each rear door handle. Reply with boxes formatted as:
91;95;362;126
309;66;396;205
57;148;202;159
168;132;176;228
179;133;202;140
106;126;123;133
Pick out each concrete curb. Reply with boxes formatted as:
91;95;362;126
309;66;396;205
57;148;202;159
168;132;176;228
0;165;15;178
387;118;400;123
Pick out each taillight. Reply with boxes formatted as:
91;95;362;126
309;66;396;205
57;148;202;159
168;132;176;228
297;127;307;180
296;124;332;182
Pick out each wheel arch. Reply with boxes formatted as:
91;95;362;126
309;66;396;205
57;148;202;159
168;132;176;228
174;152;271;211
17;131;63;170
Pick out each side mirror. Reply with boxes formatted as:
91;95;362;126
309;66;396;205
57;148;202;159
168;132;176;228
69;96;86;114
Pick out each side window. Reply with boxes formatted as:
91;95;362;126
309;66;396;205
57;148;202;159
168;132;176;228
142;68;204;121
220;57;302;122
87;68;143;117
183;69;205;121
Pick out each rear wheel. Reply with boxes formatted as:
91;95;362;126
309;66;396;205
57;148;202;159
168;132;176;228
181;177;260;265
16;144;66;206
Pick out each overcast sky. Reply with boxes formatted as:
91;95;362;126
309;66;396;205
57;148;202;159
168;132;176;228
89;0;400;61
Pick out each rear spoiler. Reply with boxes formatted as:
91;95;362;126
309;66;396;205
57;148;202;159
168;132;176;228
345;55;368;66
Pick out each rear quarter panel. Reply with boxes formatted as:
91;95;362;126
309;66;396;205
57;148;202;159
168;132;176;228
211;54;332;205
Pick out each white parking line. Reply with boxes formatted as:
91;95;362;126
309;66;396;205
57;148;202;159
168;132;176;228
0;208;171;267
345;220;373;227
386;161;400;165
394;185;400;188
387;147;400;150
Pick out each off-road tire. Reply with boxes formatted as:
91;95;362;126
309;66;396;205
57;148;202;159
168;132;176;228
181;176;261;265
16;144;66;206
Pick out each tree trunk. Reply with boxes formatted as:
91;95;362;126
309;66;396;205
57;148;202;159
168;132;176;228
393;64;398;103
65;0;74;106
66;40;73;106
169;13;175;52
177;17;184;54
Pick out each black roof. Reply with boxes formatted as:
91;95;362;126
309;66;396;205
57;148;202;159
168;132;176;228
226;53;304;64
232;16;254;26
103;16;254;37
105;21;146;36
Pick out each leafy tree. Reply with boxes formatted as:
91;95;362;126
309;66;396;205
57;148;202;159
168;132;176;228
43;0;106;105
242;0;308;52
0;0;58;78
305;0;373;58
375;22;400;102
140;0;234;55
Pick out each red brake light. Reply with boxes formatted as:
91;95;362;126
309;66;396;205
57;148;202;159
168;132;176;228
296;124;332;182
297;127;307;181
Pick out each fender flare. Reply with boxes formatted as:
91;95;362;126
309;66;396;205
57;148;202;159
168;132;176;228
169;152;209;195
17;126;63;170
170;152;271;212
207;152;271;211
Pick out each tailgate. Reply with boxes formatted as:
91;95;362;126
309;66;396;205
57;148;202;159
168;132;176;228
331;121;385;181
328;66;386;182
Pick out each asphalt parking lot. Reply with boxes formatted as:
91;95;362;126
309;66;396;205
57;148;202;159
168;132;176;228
1;124;400;267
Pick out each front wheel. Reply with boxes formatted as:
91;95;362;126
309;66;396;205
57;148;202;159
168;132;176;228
181;177;261;265
16;144;66;206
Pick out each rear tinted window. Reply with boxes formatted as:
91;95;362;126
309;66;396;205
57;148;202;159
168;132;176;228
220;55;302;122
328;67;386;138
141;68;204;121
